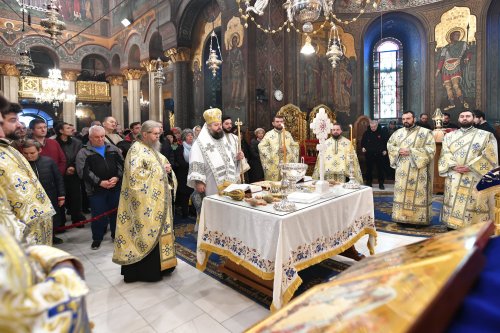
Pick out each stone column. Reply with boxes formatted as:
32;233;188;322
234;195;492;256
165;47;191;128
0;64;20;103
62;70;79;125
122;69;145;123
141;59;170;122
107;75;125;126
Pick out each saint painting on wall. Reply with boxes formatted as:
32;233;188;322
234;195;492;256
224;16;246;112
434;8;476;116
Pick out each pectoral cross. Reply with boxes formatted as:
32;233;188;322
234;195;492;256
235;118;245;183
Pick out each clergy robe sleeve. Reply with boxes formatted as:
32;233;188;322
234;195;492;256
438;134;458;177
409;130;435;169
187;142;207;188
387;132;401;169
468;133;499;178
258;135;272;172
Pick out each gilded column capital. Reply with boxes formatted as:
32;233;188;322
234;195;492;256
107;75;125;86
164;47;191;63
62;70;80;81
121;69;145;80
141;59;171;72
2;64;20;76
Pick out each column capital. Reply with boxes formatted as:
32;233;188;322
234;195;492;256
122;69;145;80
62;70;80;81
107;75;125;86
164;47;191;63
140;59;171;72
1;64;20;77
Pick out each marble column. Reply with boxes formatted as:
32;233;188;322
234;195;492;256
141;59;169;122
107;75;125;127
62;70;79;126
0;64;20;103
165;47;191;128
122;69;145;124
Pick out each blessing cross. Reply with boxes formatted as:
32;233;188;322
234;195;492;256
310;108;333;193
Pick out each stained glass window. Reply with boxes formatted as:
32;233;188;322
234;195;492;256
373;38;403;119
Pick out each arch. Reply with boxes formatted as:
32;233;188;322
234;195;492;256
29;46;59;77
128;44;141;69
111;54;121;74
362;12;427;118
80;54;110;81
19;107;55;128
486;0;500;120
176;0;224;47
148;31;166;60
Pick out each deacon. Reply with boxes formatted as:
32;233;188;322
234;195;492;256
0;97;55;245
113;120;178;282
312;123;363;184
439;110;498;229
387;111;435;225
259;115;299;181
187;108;244;196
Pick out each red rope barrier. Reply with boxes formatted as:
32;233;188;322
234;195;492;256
54;208;118;232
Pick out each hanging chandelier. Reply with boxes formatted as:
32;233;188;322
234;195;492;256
153;58;165;88
35;68;75;106
206;31;222;77
40;0;65;44
15;49;34;76
325;23;343;68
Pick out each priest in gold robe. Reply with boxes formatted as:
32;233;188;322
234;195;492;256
0;99;55;245
259;115;299;181
439;110;498;229
0;189;90;333
113;120;178;283
312;123;363;184
387;111;436;225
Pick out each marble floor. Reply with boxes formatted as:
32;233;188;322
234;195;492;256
55;184;424;333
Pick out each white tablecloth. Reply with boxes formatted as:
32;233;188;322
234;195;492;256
196;187;377;310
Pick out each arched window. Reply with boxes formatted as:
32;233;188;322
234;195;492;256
373;38;403;119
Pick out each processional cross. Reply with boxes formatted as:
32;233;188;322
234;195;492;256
310;108;333;194
235;118;245;183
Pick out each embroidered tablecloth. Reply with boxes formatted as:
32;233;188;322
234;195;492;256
196;186;377;310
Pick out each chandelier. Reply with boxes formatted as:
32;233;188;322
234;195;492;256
35;68;75;106
40;0;65;44
206;31;222;77
240;0;378;65
15;49;34;76
153;58;165;88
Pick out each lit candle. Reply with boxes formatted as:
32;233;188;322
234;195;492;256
349;124;353;143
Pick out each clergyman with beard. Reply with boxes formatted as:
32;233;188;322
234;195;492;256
387;111;435;226
188;108;244;196
113;120;178;282
439;110;498;229
0;96;55;245
258;115;299;181
312;123;363;184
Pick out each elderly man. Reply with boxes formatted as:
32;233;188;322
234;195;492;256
113;120;177;282
361;120;389;189
259;115;299;181
439;110;498;229
312;123;363;184
387;111;435;225
0;98;55;245
188;108;244;196
76;125;123;250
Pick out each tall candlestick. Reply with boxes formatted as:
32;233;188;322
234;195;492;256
282;123;287;164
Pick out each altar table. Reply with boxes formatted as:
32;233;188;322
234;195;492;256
196;186;377;310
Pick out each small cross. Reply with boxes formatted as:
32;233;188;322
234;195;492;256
15;178;29;191
235;119;243;127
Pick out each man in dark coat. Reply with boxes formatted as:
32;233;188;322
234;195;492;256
361;120;389;189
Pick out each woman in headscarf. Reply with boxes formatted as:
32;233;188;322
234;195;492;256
174;129;194;218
